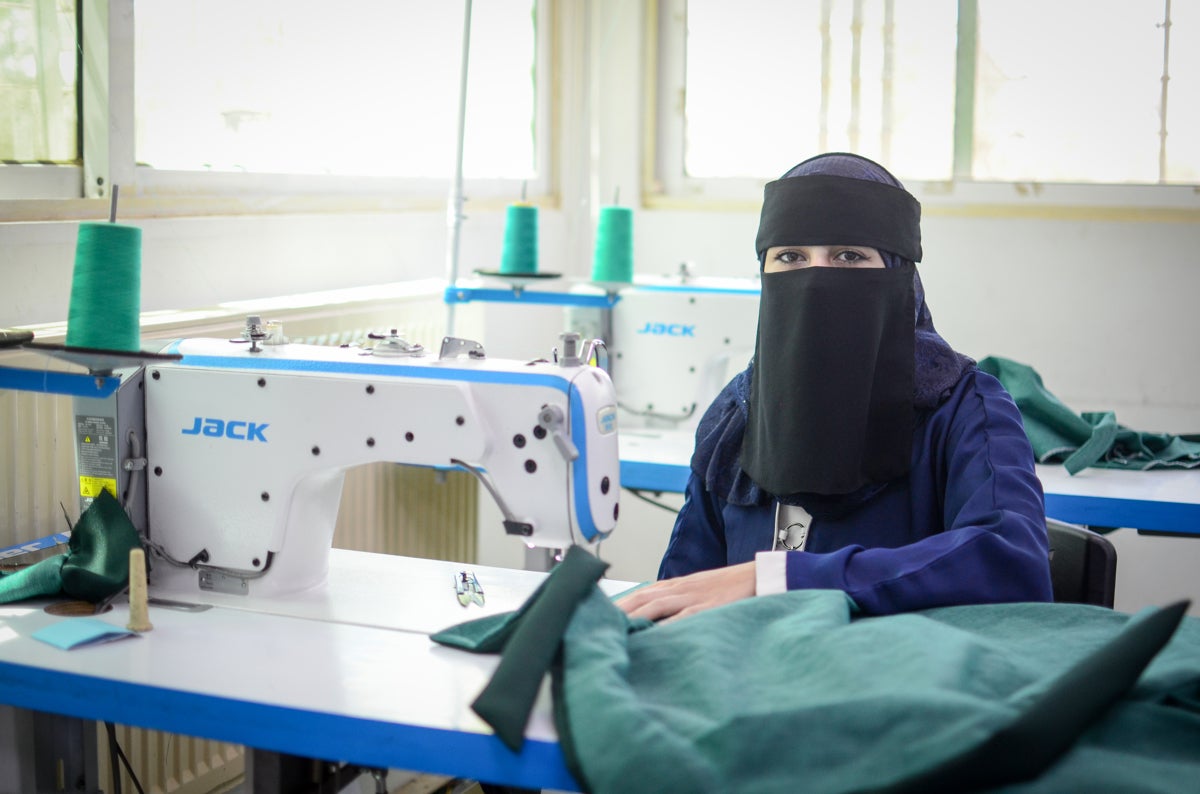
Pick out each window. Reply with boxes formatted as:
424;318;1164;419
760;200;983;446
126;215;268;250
134;0;539;180
660;0;1198;189
0;0;78;163
2;0;543;201
680;0;957;181
973;0;1196;183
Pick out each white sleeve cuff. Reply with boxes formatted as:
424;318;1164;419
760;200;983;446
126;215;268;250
755;551;789;596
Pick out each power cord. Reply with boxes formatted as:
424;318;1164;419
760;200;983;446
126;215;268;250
104;722;146;794
624;488;683;515
617;402;697;423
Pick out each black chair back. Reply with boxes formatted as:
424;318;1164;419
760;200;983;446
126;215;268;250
1047;519;1117;608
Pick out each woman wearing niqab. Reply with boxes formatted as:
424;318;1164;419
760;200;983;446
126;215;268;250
619;153;1053;621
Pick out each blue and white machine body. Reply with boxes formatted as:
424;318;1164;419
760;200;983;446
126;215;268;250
602;275;760;431
143;334;620;598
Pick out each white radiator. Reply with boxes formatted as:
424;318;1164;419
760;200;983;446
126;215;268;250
1;281;481;793
97;729;244;794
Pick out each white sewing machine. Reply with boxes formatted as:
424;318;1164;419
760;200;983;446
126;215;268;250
568;273;760;431
133;328;619;598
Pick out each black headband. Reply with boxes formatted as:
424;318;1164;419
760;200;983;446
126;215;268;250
754;174;923;263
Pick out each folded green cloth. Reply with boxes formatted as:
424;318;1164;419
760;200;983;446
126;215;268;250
979;356;1200;474
0;489;141;604
435;559;1200;793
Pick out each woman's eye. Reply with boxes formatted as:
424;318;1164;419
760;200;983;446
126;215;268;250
777;250;802;264
836;249;865;262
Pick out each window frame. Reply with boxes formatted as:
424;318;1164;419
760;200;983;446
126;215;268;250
647;0;1200;214
1;0;554;213
0;166;83;201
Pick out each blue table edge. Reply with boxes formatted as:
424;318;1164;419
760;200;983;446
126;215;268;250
618;460;1199;535
0;659;580;792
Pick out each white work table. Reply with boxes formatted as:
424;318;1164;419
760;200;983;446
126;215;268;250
619;428;1200;535
0;550;633;791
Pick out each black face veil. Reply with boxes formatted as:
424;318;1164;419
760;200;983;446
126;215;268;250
742;265;915;496
741;171;921;498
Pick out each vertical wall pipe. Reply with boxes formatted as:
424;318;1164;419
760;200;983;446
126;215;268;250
1158;0;1172;182
444;0;474;337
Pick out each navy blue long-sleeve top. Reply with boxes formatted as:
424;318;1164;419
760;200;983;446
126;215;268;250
657;368;1054;615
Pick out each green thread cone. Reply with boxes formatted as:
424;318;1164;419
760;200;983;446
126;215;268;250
591;206;634;283
65;222;142;352
500;204;539;275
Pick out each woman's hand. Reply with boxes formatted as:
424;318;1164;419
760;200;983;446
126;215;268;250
616;562;757;623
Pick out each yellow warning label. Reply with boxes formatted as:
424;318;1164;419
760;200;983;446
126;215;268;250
79;477;118;499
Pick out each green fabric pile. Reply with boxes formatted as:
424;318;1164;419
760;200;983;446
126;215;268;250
979;356;1200;475
434;547;1200;793
0;489;141;604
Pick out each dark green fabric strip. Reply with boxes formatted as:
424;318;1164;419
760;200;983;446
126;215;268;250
429;610;521;654
430;573;559;654
467;545;609;751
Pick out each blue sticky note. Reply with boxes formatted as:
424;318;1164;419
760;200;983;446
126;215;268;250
33;618;139;650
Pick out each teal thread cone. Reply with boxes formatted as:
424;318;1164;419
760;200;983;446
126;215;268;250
65;222;142;352
500;204;539;275
591;206;634;283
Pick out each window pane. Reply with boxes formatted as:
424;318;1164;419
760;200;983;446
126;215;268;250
684;0;817;178
683;0;957;181
877;1;958;180
0;0;78;162
974;0;1166;183
134;0;536;178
